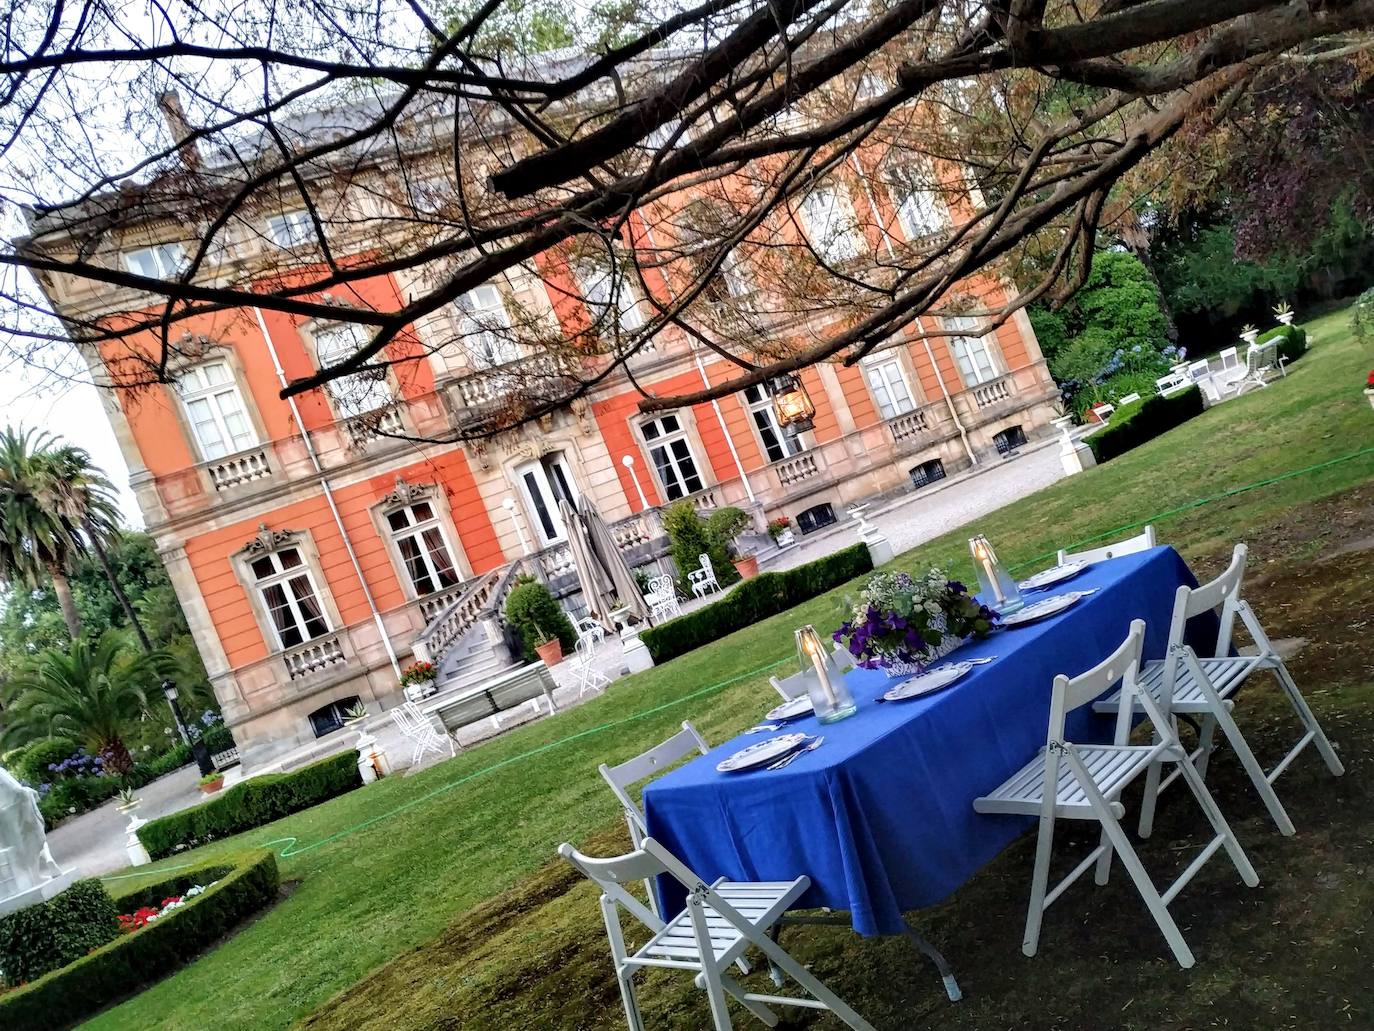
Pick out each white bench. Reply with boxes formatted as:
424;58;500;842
421;661;559;744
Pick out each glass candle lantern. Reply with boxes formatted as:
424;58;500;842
796;625;856;723
968;535;1024;614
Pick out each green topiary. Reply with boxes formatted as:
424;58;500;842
503;575;578;662
1257;323;1308;366
662;500;738;594
5;737;78;785
705;506;753;558
641;543;874;664
1088;385;1204;464
0;878;120;986
0;851;279;1031
1351;286;1374;344
137;751;362;860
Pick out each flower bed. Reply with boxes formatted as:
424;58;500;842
0;850;279;1031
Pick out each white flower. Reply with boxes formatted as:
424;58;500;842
924;601;942;615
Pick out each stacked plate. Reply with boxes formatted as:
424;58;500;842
766;696;814;722
716;733;809;773
882;661;973;702
1001;591;1086;627
1018;560;1088;592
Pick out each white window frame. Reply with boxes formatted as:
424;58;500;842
640;414;705;501
743;384;804;463
267;210;315;249
248;547;332;651
174;359;259;461
862;354;918;420
515;452;580;547
123;243;186;279
943;315;1001;387
385;501;462;597
890;164;948;241
455;283;520;366
576;259;645;335
798;185;864;263
312;322;394;419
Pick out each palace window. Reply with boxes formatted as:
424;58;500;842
798;185;864;263
455;283;520;366
515;452;580;546
994;425;1028;455
641;414;704;501
267;210;314;249
576;260;645;334
890;165;947;241
863;356;917;420
796;502;837;535
309;696;360;738
123;243;186;279
909;458;947;489
175;360;258;461
743;384;804;463
386;501;461;596
250;547;331;650
943;315;1000;386
313;322;393;419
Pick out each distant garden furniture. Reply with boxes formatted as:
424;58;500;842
576;616;607;651
973;620;1258;968
421;662;559;744
1186;360;1222;403
571;637;612;698
1154;371;1190;396
1057;525;1157;566
1116;391;1143;405
643;573;681;622
688;553;722;600
390;701;455;767
769;669;817;701
773;528;796;547
1088;401;1115;423
560;837;877;1031
1217;346;1240;372
1232;342;1278;395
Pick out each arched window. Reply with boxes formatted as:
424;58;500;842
993;425;1028;455
909;458;947;489
796;503;837;535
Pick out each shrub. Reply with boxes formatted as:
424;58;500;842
662;500;738;593
4;737;77;785
706;506;753;558
38;774;121;829
0;879;119;986
0;851;279;1031
503;575;577;663
137;751;362;860
1088;385;1204;464
1351;286;1374;344
641;543;874;664
1257;323;1308;366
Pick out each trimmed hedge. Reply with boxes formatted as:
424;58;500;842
641;543;874;664
138;750;362;860
1257;323;1308;366
1088;384;1204;464
0;878;119;985
0;851;279;1031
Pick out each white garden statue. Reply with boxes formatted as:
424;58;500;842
0;766;73;916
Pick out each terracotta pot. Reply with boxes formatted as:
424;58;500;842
732;555;760;579
199;777;224;794
535;638;564;666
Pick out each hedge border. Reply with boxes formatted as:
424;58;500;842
138;750;361;860
640;543;874;664
1088;384;1204;464
0;850;279;1031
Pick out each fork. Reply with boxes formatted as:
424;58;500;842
744;723;782;734
767;736;824;770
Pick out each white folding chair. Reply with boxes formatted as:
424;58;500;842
561;836;877;1031
1186;359;1212;381
389;701;455;766
1057;525;1157;566
1092;544;1344;837
769;669;817;701
572;636;612;698
688;553;722;600
576;616;608;651
599;721;711;917
974;620;1259;968
1218;346;1240;372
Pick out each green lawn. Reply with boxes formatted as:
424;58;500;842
91;304;1374;1030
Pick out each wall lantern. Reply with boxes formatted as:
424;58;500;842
770;374;815;434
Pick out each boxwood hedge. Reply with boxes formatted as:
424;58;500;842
0;850;279;1031
0;878;119;986
138;750;361;860
641;543;874;664
1088;385;1204;464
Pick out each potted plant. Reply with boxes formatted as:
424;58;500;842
505;574;577;664
1365;370;1374;410
342;701;370;726
115;785;140;813
767;516;795;548
399;660;439;700
530;622;563;665
1273;300;1295;326
198;770;225;794
1240;323;1260;346
708;506;759;579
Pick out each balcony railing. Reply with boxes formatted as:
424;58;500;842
345;405;406;449
447;355;582;432
411;567;504;665
208;447;271;491
283;632;346;680
417;582;469;622
887;406;931;443
775;451;823;486
971;375;1015;409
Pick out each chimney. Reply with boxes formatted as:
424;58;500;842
158;91;202;169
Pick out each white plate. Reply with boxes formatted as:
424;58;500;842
883;662;973;701
1001;592;1084;627
716;733;809;773
766;696;814;722
1018;561;1088;592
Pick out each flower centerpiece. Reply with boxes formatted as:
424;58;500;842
833;568;998;677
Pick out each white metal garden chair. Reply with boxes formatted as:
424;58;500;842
1217;346;1240;372
1092;544;1344;837
560;836;877;1031
390;701;455;766
1057;525;1157;566
1232;343;1276;395
1154;372;1190;396
643;573;681;622
974;620;1259;968
769;669;816;701
576;615;608;651
571;636;612;698
689;553;722;600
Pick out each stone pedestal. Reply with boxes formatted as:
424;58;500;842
123;812;151;867
354;731;391;783
621;626;655;674
847;505;894;568
1053;417;1096;475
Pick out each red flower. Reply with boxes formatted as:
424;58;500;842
1367;369;1374;388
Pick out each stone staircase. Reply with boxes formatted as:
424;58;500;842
436;623;510;687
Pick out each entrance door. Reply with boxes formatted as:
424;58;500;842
516;452;579;546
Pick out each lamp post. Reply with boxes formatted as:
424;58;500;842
502;496;533;556
621;454;650;511
162;680;214;776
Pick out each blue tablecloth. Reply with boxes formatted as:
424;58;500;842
642;546;1203;936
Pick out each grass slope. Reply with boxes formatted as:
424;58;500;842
92;306;1374;1030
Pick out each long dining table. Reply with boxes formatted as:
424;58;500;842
641;545;1209;998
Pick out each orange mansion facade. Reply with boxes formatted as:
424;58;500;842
25;135;1059;770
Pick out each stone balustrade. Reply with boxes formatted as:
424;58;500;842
887;406;931;443
208;447;272;491
417;582;469;622
411;568;502;665
775;451;822;486
972;375;1014;409
283;632;347;680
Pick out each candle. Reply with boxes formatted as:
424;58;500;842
804;632;838;706
975;539;1005;603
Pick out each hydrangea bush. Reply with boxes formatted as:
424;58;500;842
833;568;997;669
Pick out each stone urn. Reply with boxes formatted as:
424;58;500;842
1277;312;1295;326
1241;327;1260;346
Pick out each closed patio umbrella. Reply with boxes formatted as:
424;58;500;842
580;498;651;627
559;498;616;631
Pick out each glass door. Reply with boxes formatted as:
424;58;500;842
516;452;579;546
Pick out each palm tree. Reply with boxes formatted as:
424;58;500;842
0;427;121;640
1;631;155;774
